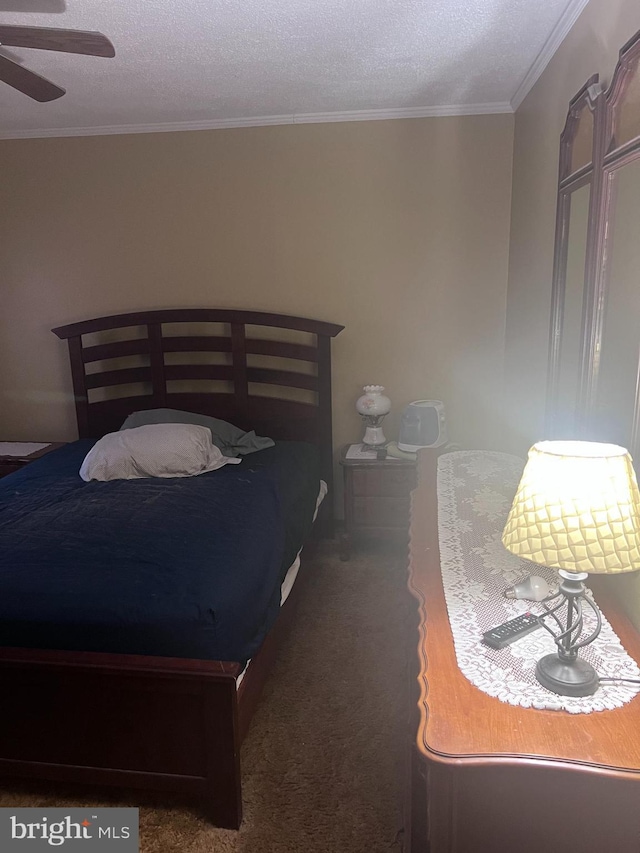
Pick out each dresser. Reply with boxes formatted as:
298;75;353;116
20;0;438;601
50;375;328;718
407;450;640;853
0;443;65;479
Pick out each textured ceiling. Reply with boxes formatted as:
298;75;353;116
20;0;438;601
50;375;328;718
0;0;586;138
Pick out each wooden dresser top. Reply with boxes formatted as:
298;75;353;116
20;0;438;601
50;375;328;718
408;449;640;778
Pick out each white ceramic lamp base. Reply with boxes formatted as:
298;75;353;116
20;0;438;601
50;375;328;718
362;425;386;447
356;385;391;449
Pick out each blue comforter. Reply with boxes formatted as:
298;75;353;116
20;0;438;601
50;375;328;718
0;440;320;663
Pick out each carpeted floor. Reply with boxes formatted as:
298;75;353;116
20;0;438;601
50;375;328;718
0;543;410;852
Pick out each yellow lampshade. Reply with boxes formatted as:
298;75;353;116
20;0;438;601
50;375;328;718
502;440;640;574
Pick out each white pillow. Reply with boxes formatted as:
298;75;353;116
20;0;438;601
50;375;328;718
79;422;242;482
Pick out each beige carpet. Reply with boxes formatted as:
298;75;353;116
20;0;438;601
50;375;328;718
0;544;410;852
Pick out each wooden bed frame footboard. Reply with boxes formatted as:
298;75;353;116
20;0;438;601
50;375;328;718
0;649;243;826
0;548;311;829
0;309;342;826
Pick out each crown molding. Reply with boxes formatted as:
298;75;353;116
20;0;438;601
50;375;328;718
0;101;513;140
511;0;591;111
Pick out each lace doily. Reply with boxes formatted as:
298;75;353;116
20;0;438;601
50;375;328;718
437;450;640;713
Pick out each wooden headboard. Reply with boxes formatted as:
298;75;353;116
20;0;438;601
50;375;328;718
52;309;344;508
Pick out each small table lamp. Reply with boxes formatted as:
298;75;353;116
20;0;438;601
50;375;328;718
355;385;391;448
502;440;640;697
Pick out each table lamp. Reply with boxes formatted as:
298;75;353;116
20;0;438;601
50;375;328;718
502;440;640;697
355;385;391;448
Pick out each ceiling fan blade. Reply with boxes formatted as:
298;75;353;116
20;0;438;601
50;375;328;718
0;26;115;57
0;53;65;101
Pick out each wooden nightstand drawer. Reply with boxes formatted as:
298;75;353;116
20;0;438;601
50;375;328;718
351;467;416;496
352;496;410;528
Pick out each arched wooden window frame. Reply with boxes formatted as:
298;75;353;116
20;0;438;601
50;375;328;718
546;75;602;436
547;29;640;457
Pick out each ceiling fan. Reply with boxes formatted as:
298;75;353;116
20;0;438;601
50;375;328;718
0;25;115;102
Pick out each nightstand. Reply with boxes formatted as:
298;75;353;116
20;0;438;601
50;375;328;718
339;444;417;560
0;442;66;479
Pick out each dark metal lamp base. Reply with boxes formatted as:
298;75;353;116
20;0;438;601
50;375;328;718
536;653;600;697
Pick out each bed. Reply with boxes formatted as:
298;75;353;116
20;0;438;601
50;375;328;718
0;308;343;828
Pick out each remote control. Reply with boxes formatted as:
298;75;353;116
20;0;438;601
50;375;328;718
482;612;542;649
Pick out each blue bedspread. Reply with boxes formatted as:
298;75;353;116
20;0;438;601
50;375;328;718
0;440;320;663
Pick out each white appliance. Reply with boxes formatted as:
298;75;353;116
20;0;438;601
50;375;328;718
398;400;448;451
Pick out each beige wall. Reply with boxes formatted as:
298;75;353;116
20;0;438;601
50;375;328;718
1;116;514;489
505;0;640;455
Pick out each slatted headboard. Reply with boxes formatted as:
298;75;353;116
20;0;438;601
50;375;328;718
52;309;344;522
